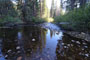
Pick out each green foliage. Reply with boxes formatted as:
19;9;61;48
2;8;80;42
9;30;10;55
18;0;40;22
0;15;22;23
54;5;90;31
0;0;22;24
31;17;46;23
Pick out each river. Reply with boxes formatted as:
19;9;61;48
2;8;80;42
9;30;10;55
0;23;90;60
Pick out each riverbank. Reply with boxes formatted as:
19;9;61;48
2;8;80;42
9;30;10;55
0;22;44;28
56;22;90;42
64;31;90;42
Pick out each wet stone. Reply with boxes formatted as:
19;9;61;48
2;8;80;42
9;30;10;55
84;46;88;48
82;42;87;45
67;44;70;47
71;44;74;46
5;55;8;59
32;38;36;42
16;46;21;50
76;41;81;44
17;51;21;54
85;54;89;57
82;48;84;51
7;49;12;53
40;58;43;60
62;43;65;45
64;46;68;49
71;40;75;42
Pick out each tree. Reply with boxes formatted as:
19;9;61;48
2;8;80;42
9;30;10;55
17;0;39;22
50;0;55;17
0;0;18;23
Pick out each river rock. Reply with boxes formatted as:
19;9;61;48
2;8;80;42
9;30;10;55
71;40;75;42
32;38;36;42
85;54;89;57
76;41;81;44
5;55;8;58
67;44;70;47
7;49;12;53
64;31;90;42
84;46;88;48
16;46;20;50
62;43;65;45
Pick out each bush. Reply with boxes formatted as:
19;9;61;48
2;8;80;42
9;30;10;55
31;17;47;23
54;5;90;31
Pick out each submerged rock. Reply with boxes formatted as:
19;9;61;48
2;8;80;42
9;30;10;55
67;44;70;47
32;38;36;42
17;56;22;60
5;55;8;58
76;41;81;44
82;42;87;45
64;46;67;48
71;40;75;42
85;54;89;57
62;43;65;45
16;46;20;50
84;46;88;48
7;49;12;53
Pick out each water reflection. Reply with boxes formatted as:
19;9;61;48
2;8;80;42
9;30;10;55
0;26;63;60
56;33;90;60
0;26;90;60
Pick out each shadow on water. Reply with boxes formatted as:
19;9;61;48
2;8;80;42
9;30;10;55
0;25;90;60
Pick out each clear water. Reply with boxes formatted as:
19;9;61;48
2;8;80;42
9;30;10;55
0;23;90;60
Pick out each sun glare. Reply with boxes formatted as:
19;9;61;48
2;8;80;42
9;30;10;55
46;0;52;9
46;0;60;10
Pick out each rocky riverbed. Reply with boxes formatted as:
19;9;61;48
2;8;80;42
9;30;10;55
64;31;90;42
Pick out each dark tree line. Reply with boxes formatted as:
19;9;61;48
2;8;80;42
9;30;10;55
0;0;18;23
0;0;47;23
17;0;40;22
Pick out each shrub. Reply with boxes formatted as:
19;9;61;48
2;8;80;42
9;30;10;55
54;5;90;31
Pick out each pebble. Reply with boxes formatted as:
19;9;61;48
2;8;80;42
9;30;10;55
32;39;36;42
16;46;20;50
67;44;70;47
17;51;21;53
7;49;12;53
62;43;64;45
81;32;85;35
85;54;89;57
84;46;88;48
17;56;22;60
82;48;84;51
71;44;73;46
71;40;75;42
5;55;8;58
79;52;82;55
64;46;68;48
40;58;43;60
47;55;50;58
83;42;87;45
76;41;81;44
